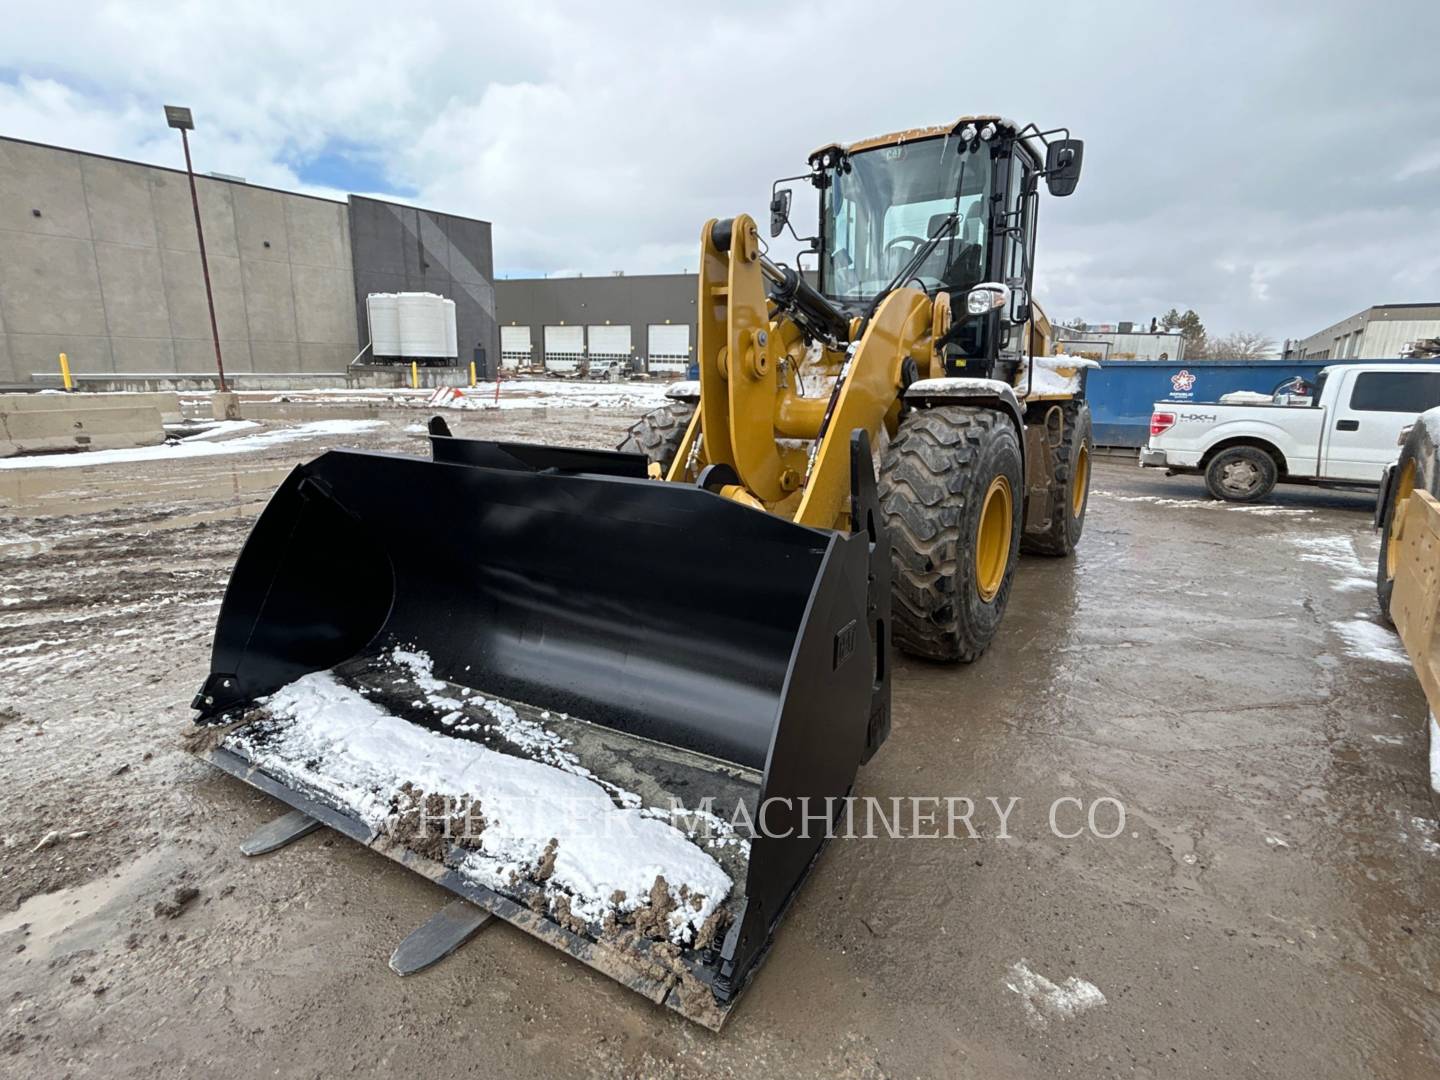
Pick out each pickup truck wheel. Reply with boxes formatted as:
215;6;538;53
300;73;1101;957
1021;401;1093;556
1203;446;1277;502
617;403;694;476
879;406;1024;663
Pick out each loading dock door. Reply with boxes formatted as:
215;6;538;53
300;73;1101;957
586;325;632;358
500;325;533;369
544;325;585;372
647;324;691;374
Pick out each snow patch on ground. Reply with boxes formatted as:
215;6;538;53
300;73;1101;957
1090;490;1312;515
179;419;261;440
1004;959;1106;1027
1431;713;1440;795
1331;618;1409;665
0;419;385;470
1292;535;1369;577
426;379;671;413
1396;810;1440;856
1331;575;1375;593
226;669;731;943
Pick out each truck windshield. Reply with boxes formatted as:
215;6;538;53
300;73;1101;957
820;138;992;305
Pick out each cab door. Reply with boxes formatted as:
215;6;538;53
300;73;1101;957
1322;369;1440;480
1000;150;1038;356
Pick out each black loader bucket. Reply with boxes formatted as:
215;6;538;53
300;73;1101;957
192;424;889;1029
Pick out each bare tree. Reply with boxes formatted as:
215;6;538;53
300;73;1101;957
1208;330;1277;359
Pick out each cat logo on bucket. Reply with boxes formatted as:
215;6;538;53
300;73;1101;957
1170;369;1197;393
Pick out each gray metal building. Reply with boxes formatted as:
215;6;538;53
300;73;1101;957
1053;325;1186;361
0;136;497;387
1284;302;1440;361
495;273;697;374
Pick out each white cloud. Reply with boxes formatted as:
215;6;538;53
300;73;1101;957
1396;146;1440;182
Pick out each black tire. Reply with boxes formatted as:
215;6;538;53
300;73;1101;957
1203;445;1278;502
617;403;694;473
1377;490;1400;625
1021;401;1093;556
879;406;1024;662
1377;437;1423;624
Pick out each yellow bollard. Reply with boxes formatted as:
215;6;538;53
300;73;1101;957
468;361;477;388
59;352;73;391
410;361;419;390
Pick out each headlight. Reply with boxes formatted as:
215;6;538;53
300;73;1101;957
965;283;1010;315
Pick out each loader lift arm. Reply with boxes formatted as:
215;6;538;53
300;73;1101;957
674;212;936;530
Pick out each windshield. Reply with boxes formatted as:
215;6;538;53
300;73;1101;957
820;138;992;304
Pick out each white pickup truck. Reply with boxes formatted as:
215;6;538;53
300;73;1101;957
1140;362;1440;501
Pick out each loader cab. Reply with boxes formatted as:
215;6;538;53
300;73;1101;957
804;120;1057;377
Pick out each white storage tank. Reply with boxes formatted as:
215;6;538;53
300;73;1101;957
442;298;457;359
366;293;401;358
397;293;448;358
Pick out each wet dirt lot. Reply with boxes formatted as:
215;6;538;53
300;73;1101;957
1;409;1436;1079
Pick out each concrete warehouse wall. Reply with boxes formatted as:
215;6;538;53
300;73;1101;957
495;273;697;365
349;196;498;374
0;137;358;385
0;136;497;388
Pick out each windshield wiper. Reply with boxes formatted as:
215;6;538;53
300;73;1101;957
854;213;961;339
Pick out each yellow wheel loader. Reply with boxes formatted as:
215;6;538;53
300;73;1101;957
190;116;1089;1029
621;116;1093;660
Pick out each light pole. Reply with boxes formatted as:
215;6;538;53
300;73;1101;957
164;105;228;393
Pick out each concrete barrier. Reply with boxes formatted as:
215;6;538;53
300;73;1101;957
29;370;411;393
1;391;184;424
236;402;379;421
0;394;168;458
25;366;467;393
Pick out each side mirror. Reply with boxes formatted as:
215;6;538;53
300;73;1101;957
769;188;792;238
1044;139;1084;197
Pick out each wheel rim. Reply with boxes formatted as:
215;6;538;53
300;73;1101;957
1071;445;1090;519
976;475;1013;603
1387;460;1417;579
1220;459;1261;495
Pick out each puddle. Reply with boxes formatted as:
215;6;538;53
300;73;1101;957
145;504;257;531
0;848;168;963
0;537;51;558
0;463;294;514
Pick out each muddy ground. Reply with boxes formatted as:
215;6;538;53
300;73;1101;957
0;406;1436;1079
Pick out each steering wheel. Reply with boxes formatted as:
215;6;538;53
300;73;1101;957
884;235;928;261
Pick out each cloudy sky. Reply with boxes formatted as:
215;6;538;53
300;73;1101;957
3;1;1438;342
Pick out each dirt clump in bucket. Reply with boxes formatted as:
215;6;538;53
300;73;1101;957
386;784;485;860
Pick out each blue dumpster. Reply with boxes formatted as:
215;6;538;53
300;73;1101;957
1086;358;1408;448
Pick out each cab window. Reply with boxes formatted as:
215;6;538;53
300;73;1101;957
1349;371;1440;413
